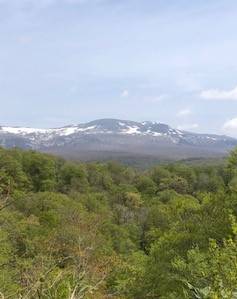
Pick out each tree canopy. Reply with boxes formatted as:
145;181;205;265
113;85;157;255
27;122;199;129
0;147;237;298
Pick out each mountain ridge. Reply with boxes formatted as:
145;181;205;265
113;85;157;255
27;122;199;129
0;118;236;161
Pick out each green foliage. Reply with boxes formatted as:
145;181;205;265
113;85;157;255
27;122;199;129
59;161;89;192
173;219;237;299
22;150;57;192
0;147;237;298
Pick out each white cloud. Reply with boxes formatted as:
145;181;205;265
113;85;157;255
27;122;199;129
200;85;237;100
177;123;199;131
121;90;129;98
223;118;237;136
177;108;191;117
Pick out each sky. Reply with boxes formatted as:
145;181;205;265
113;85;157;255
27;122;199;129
1;0;237;137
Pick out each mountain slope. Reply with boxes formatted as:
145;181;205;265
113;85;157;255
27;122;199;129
0;119;236;161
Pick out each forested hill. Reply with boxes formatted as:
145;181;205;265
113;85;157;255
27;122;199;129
1;147;237;298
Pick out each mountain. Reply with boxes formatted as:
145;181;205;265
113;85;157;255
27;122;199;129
0;119;236;162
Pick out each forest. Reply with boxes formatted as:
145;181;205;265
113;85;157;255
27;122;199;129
0;147;237;299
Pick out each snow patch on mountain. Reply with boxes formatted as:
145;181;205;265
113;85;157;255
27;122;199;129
122;126;140;135
1;127;48;135
0;119;236;151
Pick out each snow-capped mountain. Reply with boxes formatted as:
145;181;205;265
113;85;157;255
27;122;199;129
0;119;236;161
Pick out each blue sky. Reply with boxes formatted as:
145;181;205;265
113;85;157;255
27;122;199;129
1;0;237;136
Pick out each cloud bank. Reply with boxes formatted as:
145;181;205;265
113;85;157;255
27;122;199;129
200;85;237;101
223;117;237;132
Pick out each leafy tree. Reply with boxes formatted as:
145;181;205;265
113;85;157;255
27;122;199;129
173;217;237;299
